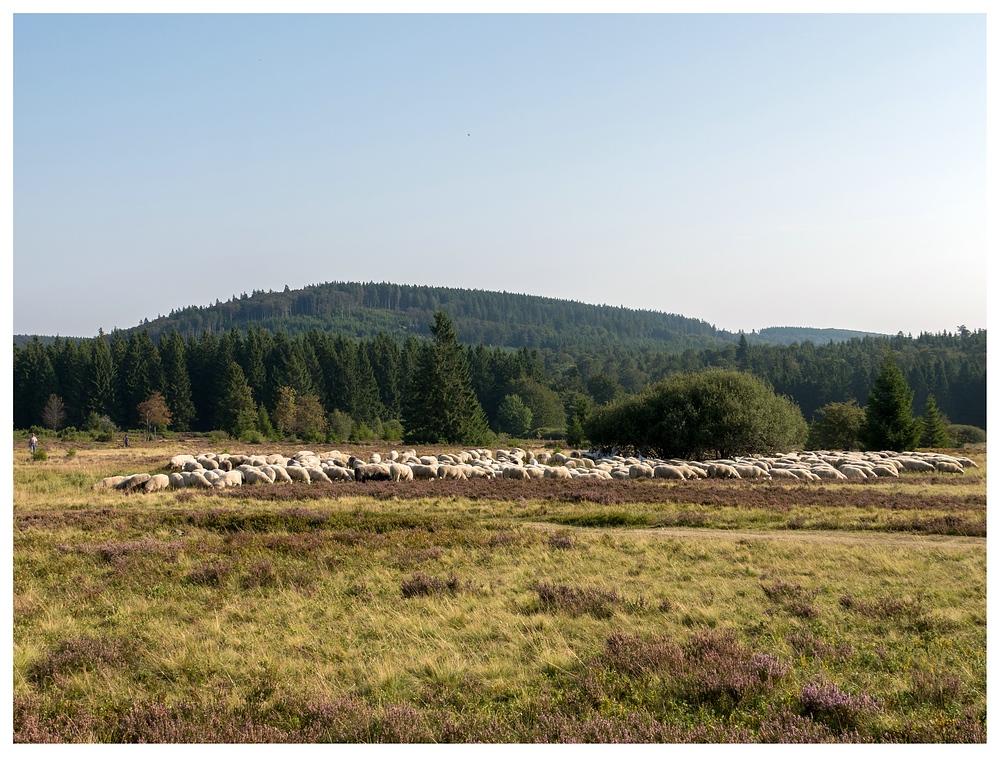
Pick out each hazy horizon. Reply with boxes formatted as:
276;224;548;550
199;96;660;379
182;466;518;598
13;13;987;338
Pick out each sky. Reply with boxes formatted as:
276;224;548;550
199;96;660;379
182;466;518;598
11;8;989;338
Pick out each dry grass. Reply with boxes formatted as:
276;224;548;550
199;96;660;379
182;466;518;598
12;440;986;743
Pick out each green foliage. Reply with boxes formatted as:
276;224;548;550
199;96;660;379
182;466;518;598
350;422;377;442
403;312;491;445
860;355;921;452
919;395;953;448
807;399;865;450
326;410;353;443
947;424;985;446
381;419;404;442
495;394;533;437
216;362;257;438
31;448;47;462
586;369;807;459
565;394;591;448
65;447;77;457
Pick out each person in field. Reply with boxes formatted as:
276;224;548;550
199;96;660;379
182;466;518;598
28;434;37;454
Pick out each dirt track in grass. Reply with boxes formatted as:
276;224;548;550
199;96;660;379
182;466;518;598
526;521;984;549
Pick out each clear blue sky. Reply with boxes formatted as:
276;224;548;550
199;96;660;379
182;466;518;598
13;12;987;337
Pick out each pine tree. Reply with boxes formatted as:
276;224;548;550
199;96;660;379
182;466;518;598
119;330;163;428
158;329;196;430
86;330;117;420
13;337;57;428
403;312;491;445
860;354;921;451
216;361;257;437
919;394;953;449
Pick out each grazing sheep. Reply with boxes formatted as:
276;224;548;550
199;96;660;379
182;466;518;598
93;476;126;491
934;461;964;474
438;464;468;480
653;465;686;480
839;466;868;480
285;466;311;483
897;458;937;473
115;473;151;492
306;467;333;483
542;465;571;479
409;464;439;480
355;463;392;482
388;463;414;481
323;466;355;482
629;464;654;479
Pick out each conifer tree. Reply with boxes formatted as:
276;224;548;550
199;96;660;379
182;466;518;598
403;312;491;445
860;354;920;451
86;330;116;420
158;329;196;430
241;326;270;403
13;337;57;428
216;361;257;437
919;394;952;448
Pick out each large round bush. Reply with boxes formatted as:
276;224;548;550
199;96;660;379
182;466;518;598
585;370;807;460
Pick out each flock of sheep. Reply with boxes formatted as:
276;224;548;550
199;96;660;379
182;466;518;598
92;446;977;494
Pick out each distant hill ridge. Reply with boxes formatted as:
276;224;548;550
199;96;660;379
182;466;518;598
14;280;887;349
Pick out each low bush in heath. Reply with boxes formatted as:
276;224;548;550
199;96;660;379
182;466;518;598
400;572;461;598
798;680;881;733
532;582;641;619
28;635;136;686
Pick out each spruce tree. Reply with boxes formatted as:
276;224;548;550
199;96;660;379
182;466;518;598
86;330;116;421
860;355;920;451
403;312;491;445
158;329;196;430
919;394;952;448
216;361;257;437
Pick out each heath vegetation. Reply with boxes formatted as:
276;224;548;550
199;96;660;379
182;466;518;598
13;438;985;743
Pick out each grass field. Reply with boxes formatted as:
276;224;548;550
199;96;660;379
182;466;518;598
12;438;986;743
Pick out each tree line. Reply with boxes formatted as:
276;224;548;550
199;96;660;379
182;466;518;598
12;314;986;445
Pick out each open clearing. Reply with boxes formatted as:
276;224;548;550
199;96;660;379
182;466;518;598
13;438;986;743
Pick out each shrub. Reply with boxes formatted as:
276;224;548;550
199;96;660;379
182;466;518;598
31;449;47;462
807;400;865;450
65;447;77;458
586;369;807;460
400;572;461;598
948;424;985;445
381;419;404;442
240;429;265;444
350;423;377;442
327;410;353;443
798;681;880;732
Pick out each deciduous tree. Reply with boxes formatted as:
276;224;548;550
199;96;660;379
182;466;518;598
137;391;172;441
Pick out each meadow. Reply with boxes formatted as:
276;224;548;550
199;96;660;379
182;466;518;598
12;437;986;743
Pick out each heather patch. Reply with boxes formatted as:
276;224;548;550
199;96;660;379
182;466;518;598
400;572;462;598
532;581;643;619
186;562;232;587
798;680;881;732
786;632;854;662
28;635;137;686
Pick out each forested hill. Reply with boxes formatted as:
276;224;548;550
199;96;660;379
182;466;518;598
14;281;893;351
749;327;888;346
103;281;735;351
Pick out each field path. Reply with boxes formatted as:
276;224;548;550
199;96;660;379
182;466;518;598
525;522;984;549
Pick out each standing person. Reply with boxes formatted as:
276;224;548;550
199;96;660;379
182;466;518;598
123;433;130;449
28;433;37;455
